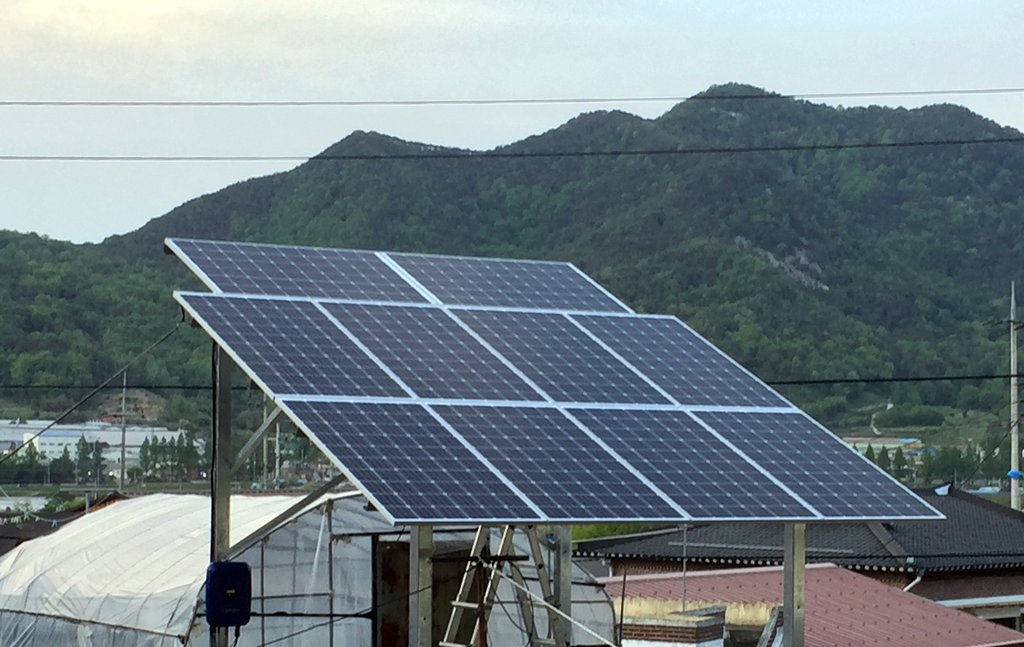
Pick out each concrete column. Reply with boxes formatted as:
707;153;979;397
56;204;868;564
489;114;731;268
409;525;433;647
783;523;806;647
210;346;232;647
552;526;573;646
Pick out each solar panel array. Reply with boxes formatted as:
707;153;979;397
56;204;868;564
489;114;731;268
168;238;941;524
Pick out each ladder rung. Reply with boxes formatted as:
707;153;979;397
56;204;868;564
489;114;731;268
451;600;478;609
439;642;469;647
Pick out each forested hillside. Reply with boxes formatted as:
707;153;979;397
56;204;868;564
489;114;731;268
4;84;1024;440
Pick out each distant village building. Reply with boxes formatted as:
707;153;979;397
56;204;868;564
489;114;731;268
0;419;190;468
842;435;923;456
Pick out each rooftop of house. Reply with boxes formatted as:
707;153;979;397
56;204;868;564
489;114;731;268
577;485;1024;574
604;564;1024;647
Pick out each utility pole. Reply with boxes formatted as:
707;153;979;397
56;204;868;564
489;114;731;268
274;421;281;484
1012;283;1020;511
119;371;128;490
262;399;269;489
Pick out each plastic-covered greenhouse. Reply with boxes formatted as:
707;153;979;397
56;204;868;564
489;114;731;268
0;492;615;646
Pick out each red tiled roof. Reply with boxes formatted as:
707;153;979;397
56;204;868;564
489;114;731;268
605;564;1024;647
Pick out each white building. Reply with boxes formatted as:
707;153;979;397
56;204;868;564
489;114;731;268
1;419;187;467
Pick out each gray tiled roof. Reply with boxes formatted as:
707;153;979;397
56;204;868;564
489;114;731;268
575;487;1024;573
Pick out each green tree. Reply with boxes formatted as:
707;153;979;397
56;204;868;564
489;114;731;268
75;436;90;484
182;435;202;479
864;444;876;463
22;442;41;469
174;434;186;480
892;447;911;483
155;437;168;480
139;437;152;478
876;447;892;474
90;441;105;484
921;446;972;484
50;446;75;484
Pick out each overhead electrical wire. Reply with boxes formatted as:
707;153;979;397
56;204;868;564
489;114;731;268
3;86;1024;107
769;372;1024;386
3;135;1024;162
3;372;1024;391
0;320;183;467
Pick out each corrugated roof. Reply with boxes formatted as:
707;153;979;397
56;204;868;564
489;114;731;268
577;486;1024;573
606;565;1024;647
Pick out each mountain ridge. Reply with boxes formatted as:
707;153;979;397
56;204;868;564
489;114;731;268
3;83;1023;436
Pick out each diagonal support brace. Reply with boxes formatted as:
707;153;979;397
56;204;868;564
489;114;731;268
230;405;282;476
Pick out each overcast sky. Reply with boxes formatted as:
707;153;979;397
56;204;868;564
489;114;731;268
2;1;1023;244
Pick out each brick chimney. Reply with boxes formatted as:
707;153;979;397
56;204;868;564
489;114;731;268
621;607;725;647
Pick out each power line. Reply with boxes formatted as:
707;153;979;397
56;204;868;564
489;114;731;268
4;86;1024;107
3;372;1023;391
771;372;1024;386
3;135;1023;163
0;322;183;467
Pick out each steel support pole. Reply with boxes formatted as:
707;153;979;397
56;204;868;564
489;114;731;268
409;525;433;647
1011;283;1020;510
119;371;127;489
552;526;573;647
210;345;232;647
783;523;806;647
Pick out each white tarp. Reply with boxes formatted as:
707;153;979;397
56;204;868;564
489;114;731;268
0;493;305;647
0;492;615;646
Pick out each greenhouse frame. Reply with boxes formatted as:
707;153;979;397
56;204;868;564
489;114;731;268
0;492;615;646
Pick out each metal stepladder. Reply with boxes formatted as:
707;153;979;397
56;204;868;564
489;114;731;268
439;525;559;647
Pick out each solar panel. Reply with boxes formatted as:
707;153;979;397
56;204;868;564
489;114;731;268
696;411;939;518
570;409;813;518
322;303;541;401
455;310;670;404
177;293;406;398
391;252;629;311
575;315;788;407
435;405;684;520
170;237;942;524
286;401;540;522
168;239;427;302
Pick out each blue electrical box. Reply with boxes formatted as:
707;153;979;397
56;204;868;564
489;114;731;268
205;561;252;627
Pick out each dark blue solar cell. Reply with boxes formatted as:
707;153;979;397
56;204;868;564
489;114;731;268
435;405;681;520
323;303;541;401
391;252;628;311
455;310;669;404
697;411;940;518
178;294;406;397
170;239;941;523
570;408;813;519
169;238;426;302
286;401;540;522
575;315;788;407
